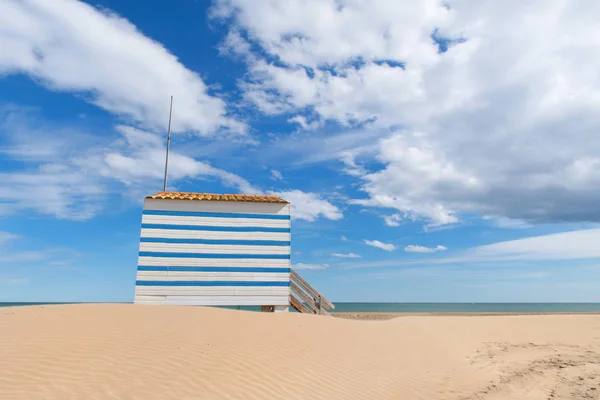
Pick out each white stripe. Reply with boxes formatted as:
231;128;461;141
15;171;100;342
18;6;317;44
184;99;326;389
136;271;289;281
135;287;290;296
142;215;290;228
137;257;291;267
140;228;290;241
135;295;290;306
144;199;290;216
139;242;290;255
135;288;290;296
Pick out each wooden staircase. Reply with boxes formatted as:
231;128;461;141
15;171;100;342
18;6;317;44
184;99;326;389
289;268;334;315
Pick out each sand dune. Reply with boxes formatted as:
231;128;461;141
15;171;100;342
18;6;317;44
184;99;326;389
1;305;600;399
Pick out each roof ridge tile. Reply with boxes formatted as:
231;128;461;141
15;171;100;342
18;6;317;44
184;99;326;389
145;192;288;203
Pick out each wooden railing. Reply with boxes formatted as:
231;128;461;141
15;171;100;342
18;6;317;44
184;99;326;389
289;268;335;315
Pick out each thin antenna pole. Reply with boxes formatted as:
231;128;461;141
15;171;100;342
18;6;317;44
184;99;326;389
162;95;173;192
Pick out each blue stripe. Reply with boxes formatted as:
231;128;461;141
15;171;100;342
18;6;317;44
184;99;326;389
140;237;290;246
137;266;291;273
136;280;290;287
139;252;290;259
141;224;290;233
143;210;290;220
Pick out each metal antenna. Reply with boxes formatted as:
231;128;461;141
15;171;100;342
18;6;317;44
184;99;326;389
162;95;174;192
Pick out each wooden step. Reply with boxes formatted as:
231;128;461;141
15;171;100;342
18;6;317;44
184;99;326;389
289;268;334;315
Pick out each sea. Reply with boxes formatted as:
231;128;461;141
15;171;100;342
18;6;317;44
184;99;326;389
2;302;600;313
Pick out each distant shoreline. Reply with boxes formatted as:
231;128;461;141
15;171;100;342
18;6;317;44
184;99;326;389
333;311;600;320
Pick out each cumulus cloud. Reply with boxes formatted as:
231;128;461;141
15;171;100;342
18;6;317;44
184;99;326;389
288;115;323;131
331;253;361;258
269;189;342;222
404;245;448;253
364;240;397;252
383;214;402;227
0;0;243;135
293;263;329;270
215;0;600;225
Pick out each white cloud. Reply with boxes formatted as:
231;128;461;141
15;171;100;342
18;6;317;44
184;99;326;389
215;0;600;226
0;165;106;220
1;110;341;222
293;263;329;270
341;229;600;269
270;169;283;181
339;151;368;177
257;126;384;168
218;28;252;58
269;189;342;221
288;115;323;131
364;240;397;252
383;213;402;227
0;110;258;219
404;245;448;253
351;134;468;226
483;216;532;229
0;0;243;135
331;253;361;258
213;0;446;73
467;229;600;262
341;235;348;241
89;125;259;194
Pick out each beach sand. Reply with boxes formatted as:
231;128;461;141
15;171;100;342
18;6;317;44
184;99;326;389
2;304;600;399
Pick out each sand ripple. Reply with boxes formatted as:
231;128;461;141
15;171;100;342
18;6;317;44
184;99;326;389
1;305;600;399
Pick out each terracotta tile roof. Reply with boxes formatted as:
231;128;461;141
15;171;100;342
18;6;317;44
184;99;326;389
146;192;288;203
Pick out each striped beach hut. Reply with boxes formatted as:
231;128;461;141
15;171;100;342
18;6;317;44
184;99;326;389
134;192;291;312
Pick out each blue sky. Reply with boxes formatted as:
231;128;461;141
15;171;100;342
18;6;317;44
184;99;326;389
2;0;600;303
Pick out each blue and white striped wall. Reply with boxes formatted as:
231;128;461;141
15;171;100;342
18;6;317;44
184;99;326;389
134;198;291;307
